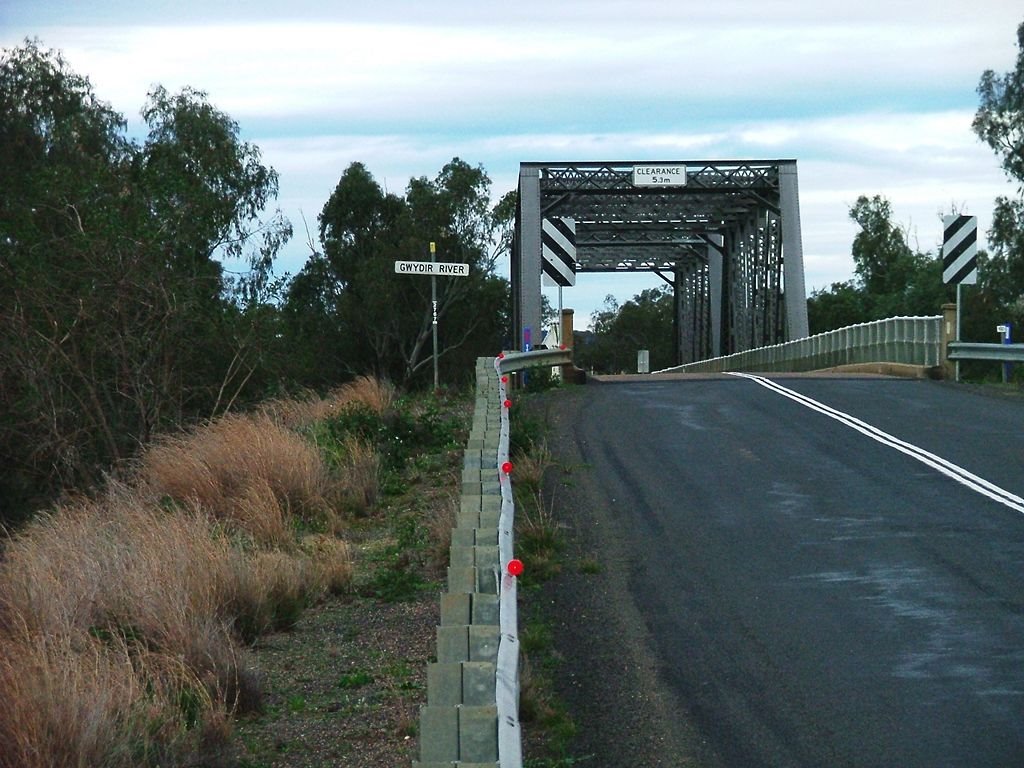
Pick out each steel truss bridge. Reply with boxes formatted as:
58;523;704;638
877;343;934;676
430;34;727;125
512;160;809;364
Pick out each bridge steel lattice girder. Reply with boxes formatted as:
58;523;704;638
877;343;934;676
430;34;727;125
514;160;809;359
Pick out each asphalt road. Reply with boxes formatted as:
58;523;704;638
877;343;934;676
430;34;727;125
539;375;1024;768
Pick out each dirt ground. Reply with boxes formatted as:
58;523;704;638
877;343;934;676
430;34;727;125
229;586;440;768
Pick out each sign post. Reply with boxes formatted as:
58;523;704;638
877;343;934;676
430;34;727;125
998;323;1012;383
430;242;439;390
394;246;469;390
942;215;979;383
957;283;962;383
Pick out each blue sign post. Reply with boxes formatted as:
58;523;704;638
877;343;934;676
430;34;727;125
522;326;532;387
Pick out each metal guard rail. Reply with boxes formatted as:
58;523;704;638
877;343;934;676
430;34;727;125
416;348;570;767
498;347;574;373
658;316;943;374
948;342;1024;363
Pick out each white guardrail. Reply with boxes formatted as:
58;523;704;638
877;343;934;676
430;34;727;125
416;349;568;767
658;316;944;374
493;353;521;768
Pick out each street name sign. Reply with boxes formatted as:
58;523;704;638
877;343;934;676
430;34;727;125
632;164;688;187
394;260;469;277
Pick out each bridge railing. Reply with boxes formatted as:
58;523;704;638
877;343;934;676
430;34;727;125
658;316;943;374
416;349;569;767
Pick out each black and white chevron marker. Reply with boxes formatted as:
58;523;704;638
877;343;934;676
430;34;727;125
541;217;576;287
942;215;978;285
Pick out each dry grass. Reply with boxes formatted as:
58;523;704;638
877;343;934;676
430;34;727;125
137;412;339;539
0;485;337;765
426;495;459;572
0;492;244;766
0;382;387;766
259;376;396;429
338;374;396;414
0;490;264;689
0;626;222;768
303;534;355;595
332;436;381;516
514;443;565;583
511;439;552;494
0;376;423;766
258;389;338;430
228;550;311;643
1;491;221;635
232;476;293;548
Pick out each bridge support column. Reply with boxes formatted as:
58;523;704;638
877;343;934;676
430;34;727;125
514;167;543;352
674;262;695;364
708;234;724;358
779;162;809;340
941;302;957;380
560;308;574;351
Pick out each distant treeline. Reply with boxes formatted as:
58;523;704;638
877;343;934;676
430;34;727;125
0;40;511;525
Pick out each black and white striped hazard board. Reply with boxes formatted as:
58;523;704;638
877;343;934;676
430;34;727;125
942;215;978;285
542;217;576;287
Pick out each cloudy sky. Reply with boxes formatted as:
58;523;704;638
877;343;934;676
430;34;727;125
3;1;1021;329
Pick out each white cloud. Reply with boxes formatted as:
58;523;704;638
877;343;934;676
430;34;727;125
3;1;1021;329
254;106;1013;320
20;5;1019;131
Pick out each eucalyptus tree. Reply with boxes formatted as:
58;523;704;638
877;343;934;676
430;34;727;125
805;196;946;334
578;287;675;374
0;40;290;519
848;195;946;319
288;158;510;387
973;19;1024;316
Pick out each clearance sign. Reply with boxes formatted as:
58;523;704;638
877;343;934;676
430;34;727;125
632;164;687;187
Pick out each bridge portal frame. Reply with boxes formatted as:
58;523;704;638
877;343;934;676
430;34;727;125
512;160;809;363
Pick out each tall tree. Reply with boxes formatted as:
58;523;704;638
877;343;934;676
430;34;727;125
0;40;290;520
972;19;1024;320
286;158;509;386
850;195;919;298
808;196;947;333
807;280;871;335
577;287;675;373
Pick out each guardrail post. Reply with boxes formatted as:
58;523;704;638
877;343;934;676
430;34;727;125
941;303;957;379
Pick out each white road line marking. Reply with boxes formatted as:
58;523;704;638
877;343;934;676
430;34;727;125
728;372;1024;515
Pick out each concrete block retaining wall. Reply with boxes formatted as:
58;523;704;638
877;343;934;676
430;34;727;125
414;357;523;768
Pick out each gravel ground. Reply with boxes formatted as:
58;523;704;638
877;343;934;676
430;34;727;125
230;589;439;768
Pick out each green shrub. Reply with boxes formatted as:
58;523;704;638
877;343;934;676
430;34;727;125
337;671;374;689
320;397;464;473
365;561;424;603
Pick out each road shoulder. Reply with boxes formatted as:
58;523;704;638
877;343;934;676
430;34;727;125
530;387;725;768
